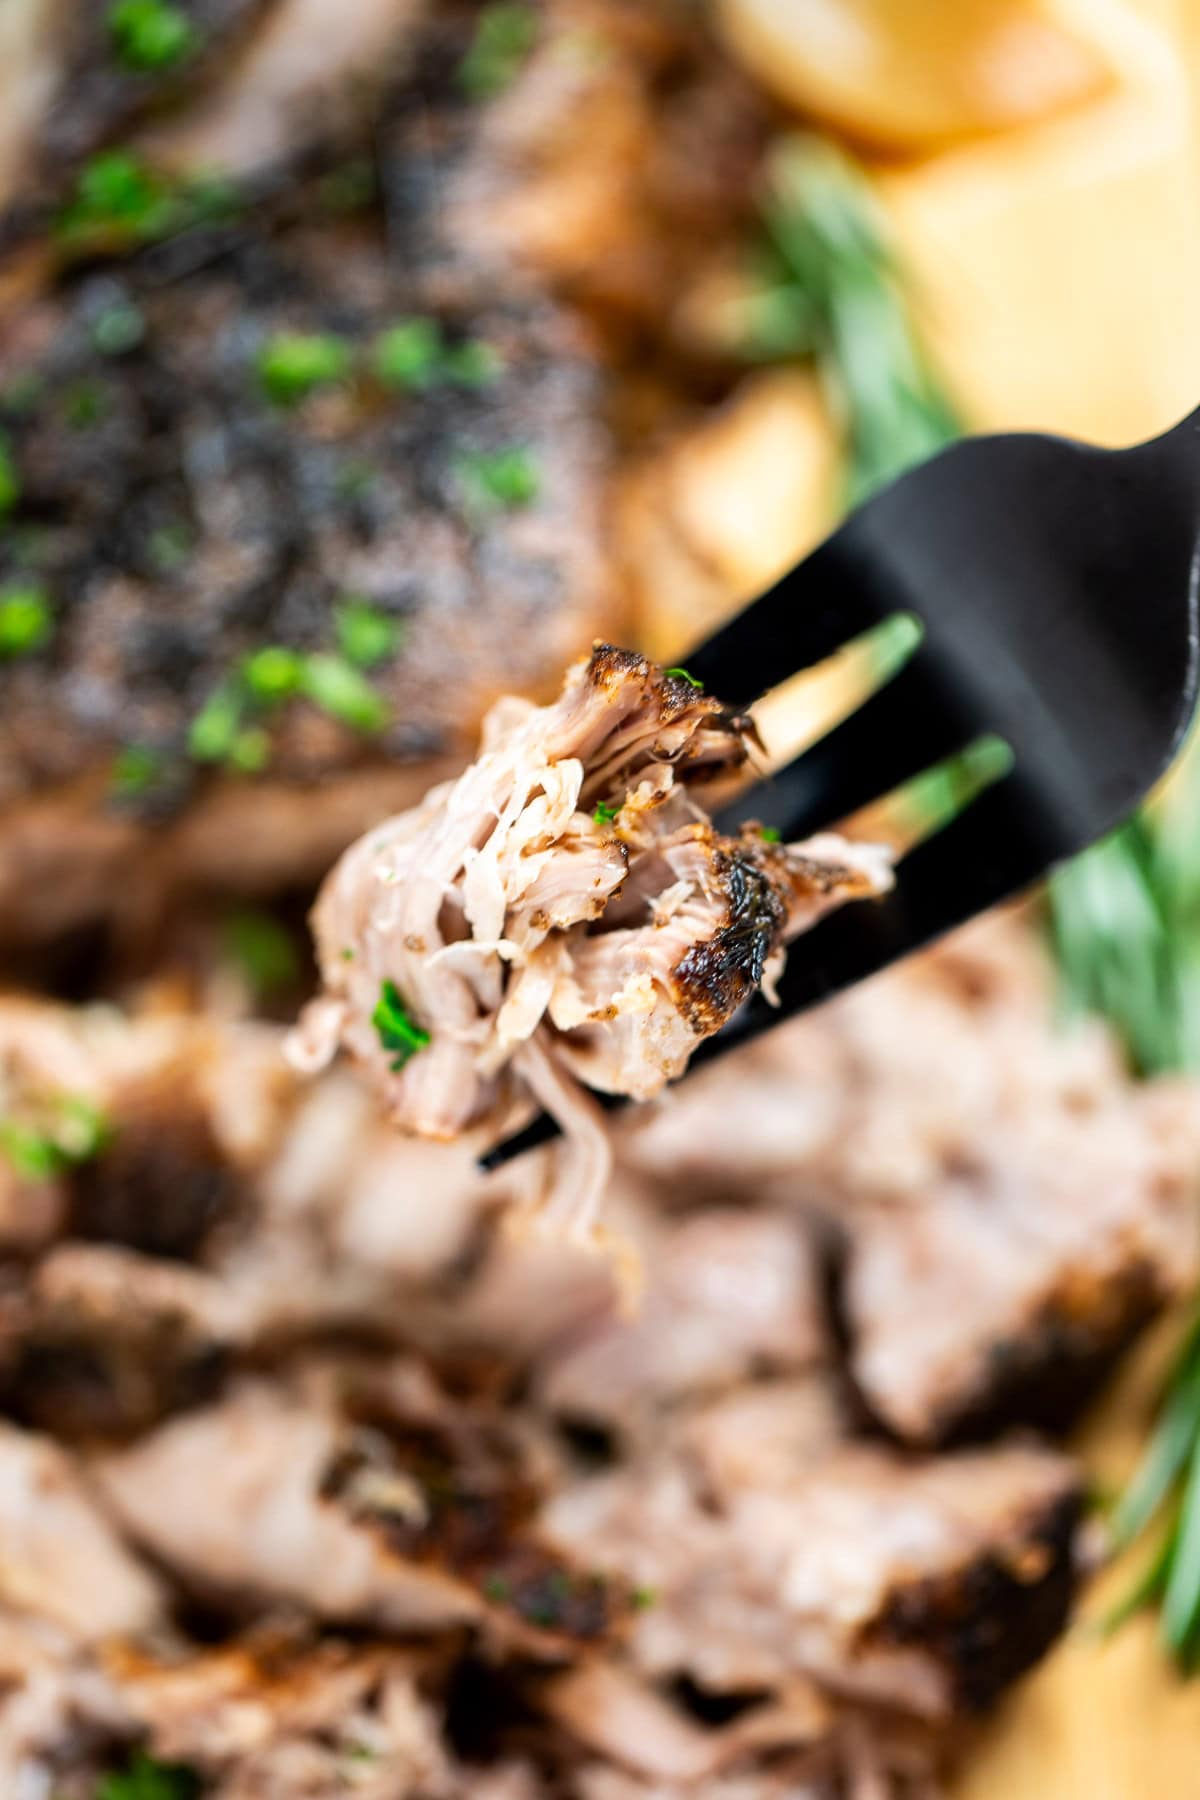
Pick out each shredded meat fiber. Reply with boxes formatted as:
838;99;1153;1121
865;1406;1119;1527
288;646;890;1244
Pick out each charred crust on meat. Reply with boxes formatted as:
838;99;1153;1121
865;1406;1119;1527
0;1302;228;1442
586;644;650;696
319;1407;628;1650
670;843;789;1033
863;1488;1082;1712
584;642;746;743
67;1074;246;1262
919;1262;1165;1447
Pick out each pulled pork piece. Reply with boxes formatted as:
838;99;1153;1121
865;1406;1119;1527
92;1357;635;1657
0;1420;164;1641
102;1635;454;1800
543;1380;1082;1721
290;645;890;1240
621;914;1200;1443
537;1207;827;1440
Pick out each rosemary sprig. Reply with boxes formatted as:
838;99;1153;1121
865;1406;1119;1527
741;134;960;505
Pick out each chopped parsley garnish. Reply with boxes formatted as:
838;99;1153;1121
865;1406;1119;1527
593;799;621;826
372;319;443;391
335;458;377;502
373;320;504;393
224;909;299;998
456;446;540;512
760;826;781;843
0;1095;111;1183
0;586;52;658
440;339;503;387
335;599;403;669
340;946;356;961
64;380;108;429
0;433;20;519
180;170;242;226
0;374;44;418
630;1585;657;1610
56;150;177;245
241;645;305;705
190;634;389;770
108;0;198;71
457;2;537;100
300;653;389;732
372;979;430;1070
188;679;245;764
482;1572;510;1602
148;522;191;571
228;726;270;772
110;744;164;797
317;156;376;214
664;666;702;689
257;332;352;406
97;1748;201;1800
92;299;145;355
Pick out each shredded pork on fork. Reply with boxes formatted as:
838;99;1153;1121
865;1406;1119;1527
288;646;890;1246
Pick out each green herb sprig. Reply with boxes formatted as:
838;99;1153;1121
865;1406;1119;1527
55;151;241;252
740;135;960;506
372;319;503;392
372;979;430;1070
189;617;398;771
0;1095;110;1182
108;0;198;72
455;446;540;513
457;3;537;100
0;431;21;520
98;1748;200;1800
0;585;52;657
257;333;352;406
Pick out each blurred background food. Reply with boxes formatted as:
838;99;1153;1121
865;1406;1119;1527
2;1;1200;1794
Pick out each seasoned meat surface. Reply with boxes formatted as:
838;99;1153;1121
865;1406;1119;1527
0;217;612;942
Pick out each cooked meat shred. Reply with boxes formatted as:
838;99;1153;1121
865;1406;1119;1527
290;643;890;1241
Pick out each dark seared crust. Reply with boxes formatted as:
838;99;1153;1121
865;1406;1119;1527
67;1071;247;1262
586;643;651;696
671;843;789;1034
0;1281;228;1441
0;250;607;800
0;150;614;947
585;641;744;740
863;1488;1082;1713
320;1404;630;1654
870;1262;1166;1449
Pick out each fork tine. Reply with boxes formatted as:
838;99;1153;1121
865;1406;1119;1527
690;776;1057;1071
682;538;889;701
716;652;977;840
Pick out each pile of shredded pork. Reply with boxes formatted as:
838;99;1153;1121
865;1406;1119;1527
0;914;1195;1795
289;645;890;1239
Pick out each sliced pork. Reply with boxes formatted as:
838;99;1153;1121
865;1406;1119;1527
543;1381;1083;1721
622;917;1200;1442
92;1357;636;1655
290;644;889;1241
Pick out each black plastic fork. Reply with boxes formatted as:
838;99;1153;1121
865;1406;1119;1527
482;405;1200;1172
